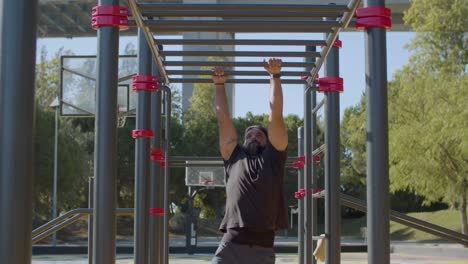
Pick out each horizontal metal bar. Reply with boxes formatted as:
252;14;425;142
149;26;334;33
342;194;468;242
137;3;350;12
170;163;299;168
155;39;327;46
166;70;309;77
141;10;344;18
161;51;320;58
341;198;468;246
312;144;325;156
145;20;341;28
32;214;84;244
312;98;325;114
164;61;314;68
169;156;300;162
168;78;307;84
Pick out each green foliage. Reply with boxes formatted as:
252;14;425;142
389;70;467;206
33;49;88;225
403;0;467;74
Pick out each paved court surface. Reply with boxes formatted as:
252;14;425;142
32;252;468;264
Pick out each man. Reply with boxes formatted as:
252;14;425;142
211;58;289;264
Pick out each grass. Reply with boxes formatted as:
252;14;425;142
341;209;463;242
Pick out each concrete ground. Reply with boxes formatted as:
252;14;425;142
31;252;468;264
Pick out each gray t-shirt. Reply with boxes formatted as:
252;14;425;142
219;142;289;232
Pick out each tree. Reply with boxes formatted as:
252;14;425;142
389;0;467;234
33;48;88;225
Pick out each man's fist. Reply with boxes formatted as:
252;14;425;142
212;66;227;84
264;58;282;75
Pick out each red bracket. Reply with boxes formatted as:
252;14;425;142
355;7;392;30
294;188;307;199
314;155;321;163
149;208;165;216
318;77;344;93
132;75;159;92
300;73;319;81
132;129;154;139
292;155;306;169
151;149;166;167
91;6;129;30
321;40;342;49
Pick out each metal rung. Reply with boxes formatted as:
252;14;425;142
166;70;309;77
164;61;314;68
312;98;326;114
148;26;334;33
154;39;327;46
169;78;308;84
161;51;321;58
137;3;350;12
141;10;344;18
312;144;325;156
145;20;341;28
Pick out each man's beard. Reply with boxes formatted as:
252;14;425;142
243;139;264;156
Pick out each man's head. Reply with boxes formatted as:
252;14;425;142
243;125;268;155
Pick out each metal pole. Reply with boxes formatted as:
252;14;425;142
324;34;341;264
52;107;59;247
308;46;318;264
149;60;162;264
134;29;152;264
92;1;120;263
364;1;390;263
162;86;172;264
88;177;94;264
186;187;194;254
0;0;38;263
297;127;304;264
304;82;313;264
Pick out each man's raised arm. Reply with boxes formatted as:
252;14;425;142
213;67;238;160
264;58;288;151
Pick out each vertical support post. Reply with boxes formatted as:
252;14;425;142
88;177;94;264
297;127;304;264
364;1;390;264
134;29;152;264
304;45;316;264
92;1;120;263
149;60;162;264
186;187;194;254
324;35;341;264
162;86;172;264
52;106;59;247
0;1;38;263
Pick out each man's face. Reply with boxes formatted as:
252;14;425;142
243;128;267;155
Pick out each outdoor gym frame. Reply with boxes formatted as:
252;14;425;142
2;1;467;264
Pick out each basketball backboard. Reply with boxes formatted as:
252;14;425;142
60;55;138;117
185;161;225;187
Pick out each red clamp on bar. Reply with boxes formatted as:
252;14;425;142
314;155;321;163
355;7;392;30
132;82;159;92
132;129;154;139
151;148;166;162
133;75;159;92
150;208;165;216
91;6;128;30
294;190;306;199
321;40;342;48
292;155;306;169
318;77;344;93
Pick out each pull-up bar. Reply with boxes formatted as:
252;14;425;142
140;10;345;18
137;3;350;12
166;70;310;77
154;39;327;46
160;50;321;58
163;61;315;68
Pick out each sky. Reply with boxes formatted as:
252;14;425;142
37;31;414;119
